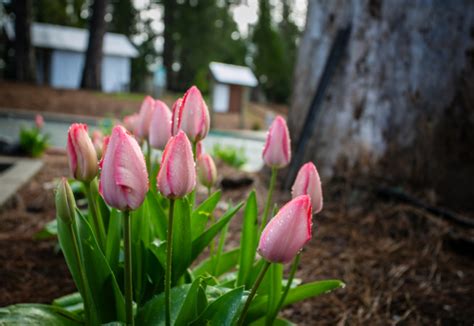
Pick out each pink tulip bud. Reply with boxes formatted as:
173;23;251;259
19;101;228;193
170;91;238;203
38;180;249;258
135;96;156;139
157;131;196;199
258;195;312;264
99;136;110;169
99;125;149;210
197;153;217;188
67;123;98;182
149;100;172;150
171;98;182;136
291;162;323;214
262;116;291;168
35;114;44;129
174;86;210;142
123;113;139;133
91;130;104;158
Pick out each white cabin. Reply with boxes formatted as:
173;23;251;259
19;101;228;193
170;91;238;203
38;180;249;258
6;22;138;92
209;62;258;114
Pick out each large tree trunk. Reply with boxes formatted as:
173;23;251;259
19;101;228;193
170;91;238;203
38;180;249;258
81;0;108;90
287;0;474;210
14;0;36;82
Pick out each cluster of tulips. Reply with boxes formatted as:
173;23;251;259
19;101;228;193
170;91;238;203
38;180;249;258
2;86;343;325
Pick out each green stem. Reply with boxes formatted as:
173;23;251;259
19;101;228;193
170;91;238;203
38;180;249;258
192;141;197;161
208;186;216;273
123;210;134;326
84;181;106;251
266;253;301;325
259;167;278;234
146;140;152;184
237;261;271;326
165;199;175;326
69;219;95;325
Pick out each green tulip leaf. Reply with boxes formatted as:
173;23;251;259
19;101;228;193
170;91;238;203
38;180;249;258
191;190;222;240
193;248;240;278
136;277;206;326
0;304;83;325
190;286;244;326
191;202;243;262
236;191;258;287
246;279;345;323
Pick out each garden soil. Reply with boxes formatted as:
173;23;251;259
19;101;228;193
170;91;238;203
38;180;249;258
1;153;473;325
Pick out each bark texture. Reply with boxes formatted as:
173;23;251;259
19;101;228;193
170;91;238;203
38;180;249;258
81;0;108;90
288;0;474;209
14;0;36;82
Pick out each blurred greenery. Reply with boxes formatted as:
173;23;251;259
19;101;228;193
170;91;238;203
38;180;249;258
212;143;247;169
19;126;50;157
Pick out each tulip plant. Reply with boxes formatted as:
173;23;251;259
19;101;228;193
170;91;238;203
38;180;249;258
0;86;344;325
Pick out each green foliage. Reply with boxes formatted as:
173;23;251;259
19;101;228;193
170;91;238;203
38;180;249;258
164;0;247;92
19;126;50;157
252;0;300;103
34;0;88;28
5;176;343;325
212;143;248;169
0;304;82;325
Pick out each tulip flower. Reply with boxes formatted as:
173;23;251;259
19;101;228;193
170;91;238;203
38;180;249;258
135;96;155;139
157;131;196;199
262;116;291;168
258;195;312;264
67;123;98;182
99;125;149;210
35;114;44;129
123;113;139;133
56;177;76;224
197;153;217;190
173;86;210;142
149;100;172;150
91;130;104;158
171;98;182;136
291;162;323;214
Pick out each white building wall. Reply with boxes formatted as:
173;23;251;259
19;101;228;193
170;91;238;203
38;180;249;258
49;50;131;92
102;55;131;92
50;50;84;89
212;83;230;113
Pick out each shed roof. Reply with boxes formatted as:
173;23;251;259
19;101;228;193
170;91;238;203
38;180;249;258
209;62;258;87
5;21;138;58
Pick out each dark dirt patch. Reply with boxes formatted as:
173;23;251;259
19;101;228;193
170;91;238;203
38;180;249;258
1;154;473;325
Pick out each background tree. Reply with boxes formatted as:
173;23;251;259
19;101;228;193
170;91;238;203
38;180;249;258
278;0;300;91
13;0;36;82
162;0;246;92
34;0;87;28
108;0;137;36
252;0;289;103
80;0;108;90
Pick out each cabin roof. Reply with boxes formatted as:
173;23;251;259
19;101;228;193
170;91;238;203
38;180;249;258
209;62;258;87
5;21;139;58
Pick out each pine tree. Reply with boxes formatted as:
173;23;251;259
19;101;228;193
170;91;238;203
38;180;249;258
278;0;300;86
252;0;289;103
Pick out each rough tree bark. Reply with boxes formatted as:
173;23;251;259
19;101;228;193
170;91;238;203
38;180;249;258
81;0;108;90
287;0;474;210
14;0;36;82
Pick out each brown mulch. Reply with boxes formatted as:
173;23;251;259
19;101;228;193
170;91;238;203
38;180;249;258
1;154;473;325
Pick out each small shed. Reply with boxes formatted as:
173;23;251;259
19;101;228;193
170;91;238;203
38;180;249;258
5;22;138;93
209;62;258;115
